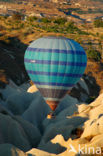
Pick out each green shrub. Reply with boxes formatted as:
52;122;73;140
54;18;67;25
98;39;102;50
94;19;103;27
41;18;51;23
27;16;37;22
86;48;101;61
100;34;103;39
87;40;92;46
77;30;89;35
19;23;24;29
66;21;79;33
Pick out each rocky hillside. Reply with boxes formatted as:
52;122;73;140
0;77;102;156
0;37;28;85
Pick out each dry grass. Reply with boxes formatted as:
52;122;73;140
85;61;103;90
0;16;103;89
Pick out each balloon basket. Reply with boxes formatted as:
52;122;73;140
47;111;56;119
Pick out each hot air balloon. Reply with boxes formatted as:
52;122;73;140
24;36;87;118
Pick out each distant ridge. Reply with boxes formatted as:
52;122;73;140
0;0;103;4
0;0;13;2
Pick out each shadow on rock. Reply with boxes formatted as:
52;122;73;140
38;141;67;155
38;116;88;154
0;36;28;85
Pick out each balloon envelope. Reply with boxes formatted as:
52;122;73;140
24;36;87;111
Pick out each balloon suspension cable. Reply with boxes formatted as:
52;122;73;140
47;111;56;119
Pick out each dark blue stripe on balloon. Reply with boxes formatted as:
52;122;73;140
33;81;74;87
26;47;85;55
24;58;87;67
27;70;83;78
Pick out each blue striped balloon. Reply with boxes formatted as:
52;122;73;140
24;36;87;111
